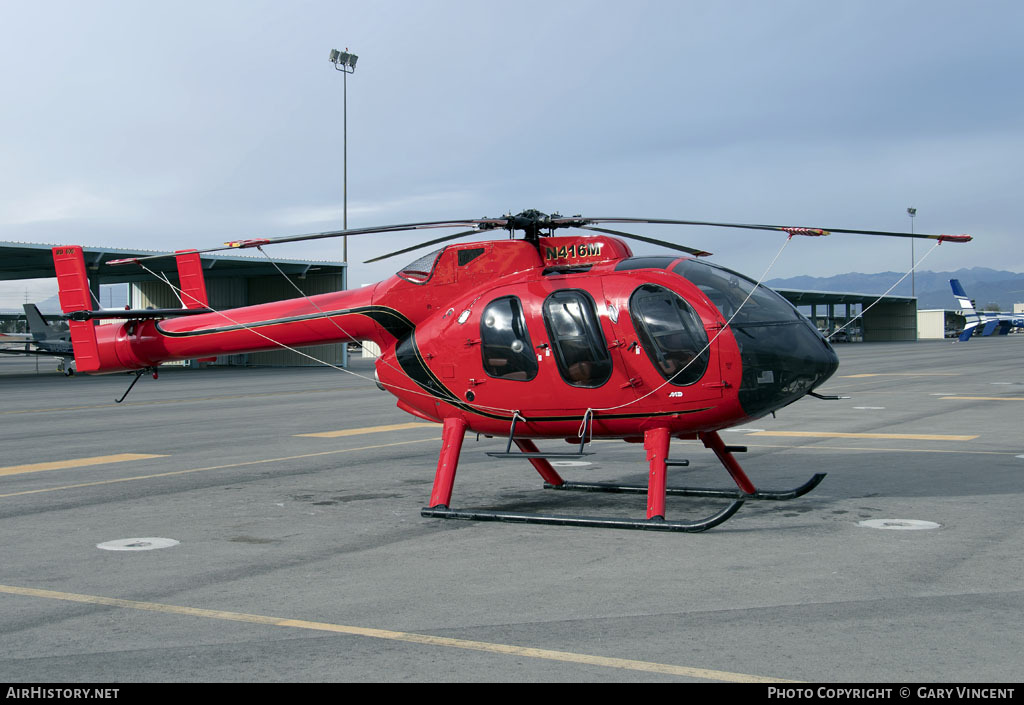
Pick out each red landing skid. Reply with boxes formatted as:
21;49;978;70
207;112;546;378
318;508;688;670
420;419;826;533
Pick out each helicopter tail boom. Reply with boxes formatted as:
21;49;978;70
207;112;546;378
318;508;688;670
51;245;389;374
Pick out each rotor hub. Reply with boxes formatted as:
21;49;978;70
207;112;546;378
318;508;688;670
492;210;587;241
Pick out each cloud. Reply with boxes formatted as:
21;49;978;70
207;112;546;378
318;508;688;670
0;185;131;227
268;190;478;230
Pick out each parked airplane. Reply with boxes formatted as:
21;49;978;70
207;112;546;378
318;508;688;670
951;279;1024;341
0;304;76;374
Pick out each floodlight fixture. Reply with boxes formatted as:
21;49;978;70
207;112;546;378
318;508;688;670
330;48;358;73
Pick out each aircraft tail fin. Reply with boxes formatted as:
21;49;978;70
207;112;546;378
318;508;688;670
22;304;54;341
51;246;102;372
174;250;217;362
951;279;982;341
950;279;976;312
174;250;210;309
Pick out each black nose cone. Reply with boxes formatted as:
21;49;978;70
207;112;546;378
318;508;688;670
736;320;840;420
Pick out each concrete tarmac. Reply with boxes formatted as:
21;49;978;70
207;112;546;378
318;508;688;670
0;338;1021;683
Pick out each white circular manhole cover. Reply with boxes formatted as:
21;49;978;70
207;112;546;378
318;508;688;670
551;461;591;467
858;519;940;531
97;538;180;551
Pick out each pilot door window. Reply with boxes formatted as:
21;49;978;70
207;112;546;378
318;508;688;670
480;296;538;381
542;290;612;388
629;284;710;385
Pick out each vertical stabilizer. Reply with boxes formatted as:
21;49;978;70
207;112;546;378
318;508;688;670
950;279;976;313
23;304;53;340
951;279;982;342
51;246;101;372
174;250;210;309
175;250;217;363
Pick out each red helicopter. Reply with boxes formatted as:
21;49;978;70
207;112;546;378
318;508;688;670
51;210;971;531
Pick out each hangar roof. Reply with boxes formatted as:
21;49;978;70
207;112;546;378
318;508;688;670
774;288;915;306
0;241;346;284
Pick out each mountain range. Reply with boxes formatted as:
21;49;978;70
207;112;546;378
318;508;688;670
767;267;1024;311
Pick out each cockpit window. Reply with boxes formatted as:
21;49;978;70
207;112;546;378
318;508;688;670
397;248;444;284
542;290;612;388
672;259;801;326
480;296;537;381
630;284;709;386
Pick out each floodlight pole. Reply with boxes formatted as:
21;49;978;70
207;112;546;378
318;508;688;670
330;48;358;263
330;48;358;370
907;207;917;297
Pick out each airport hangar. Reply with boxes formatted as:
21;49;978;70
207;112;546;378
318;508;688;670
2;241;926;365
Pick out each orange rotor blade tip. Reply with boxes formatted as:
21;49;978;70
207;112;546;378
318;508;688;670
224;238;271;249
938;234;972;243
783;227;829;237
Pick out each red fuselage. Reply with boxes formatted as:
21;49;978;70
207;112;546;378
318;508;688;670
67;235;839;441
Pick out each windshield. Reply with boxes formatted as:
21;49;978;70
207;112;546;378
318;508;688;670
672;259;801;326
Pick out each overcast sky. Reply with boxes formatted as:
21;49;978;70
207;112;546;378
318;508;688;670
1;0;1021;307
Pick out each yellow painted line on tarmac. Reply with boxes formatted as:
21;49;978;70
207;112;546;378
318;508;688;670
296;422;437;438
738;443;1016;456
749;431;977;441
0;388;347;416
670;438;1015;456
839;373;959;378
0;454;167;478
0;584;798;683
0;439;437;499
940;396;1024;401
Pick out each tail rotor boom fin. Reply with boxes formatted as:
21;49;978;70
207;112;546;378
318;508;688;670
51;246;101;372
174;250;210;309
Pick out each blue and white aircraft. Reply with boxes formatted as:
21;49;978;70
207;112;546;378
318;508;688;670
951;279;1024;341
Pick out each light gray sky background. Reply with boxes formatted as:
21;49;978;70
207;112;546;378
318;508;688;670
1;0;1021;306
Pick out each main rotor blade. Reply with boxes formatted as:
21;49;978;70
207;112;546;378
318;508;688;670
220;217;509;250
363;228;485;264
108;218;511;266
578;226;713;257
105;211;971;269
568;217;971;243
